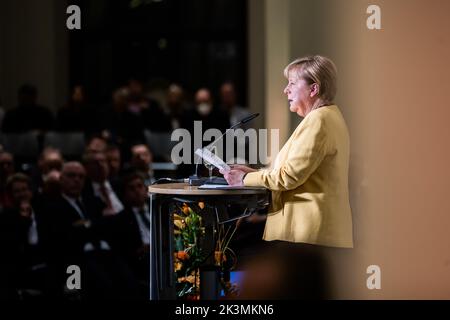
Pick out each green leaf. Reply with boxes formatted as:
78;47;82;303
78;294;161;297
174;236;184;251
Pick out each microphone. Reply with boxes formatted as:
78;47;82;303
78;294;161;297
239;112;259;125
189;113;260;186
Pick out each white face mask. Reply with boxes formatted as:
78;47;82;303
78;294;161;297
196;103;212;116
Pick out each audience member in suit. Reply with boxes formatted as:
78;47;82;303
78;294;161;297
164;84;194;131
120;83;187;181
45;162;103;295
46;162;138;299
113;79;169;148
30;147;64;195
164;85;198;177
56;85;88;132
116;93;148;145
82;151;124;216
57;85;111;136
107;172;151;298
219;82;252;130
85;135;108;154
128;78;171;133
219;82;254;163
0;151;15;211
0;173;52;298
102;86;129;144
40;169;61;202
1;84;54;133
129;144;155;186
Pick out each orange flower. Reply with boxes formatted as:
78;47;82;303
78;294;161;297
182;204;190;215
174;261;182;271
176;250;190;260
198;202;205;209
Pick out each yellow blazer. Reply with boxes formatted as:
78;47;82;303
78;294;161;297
244;105;353;248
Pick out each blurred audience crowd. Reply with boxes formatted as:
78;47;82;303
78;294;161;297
0;80;261;300
0;80;250;145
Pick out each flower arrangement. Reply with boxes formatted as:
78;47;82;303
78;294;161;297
173;202;205;299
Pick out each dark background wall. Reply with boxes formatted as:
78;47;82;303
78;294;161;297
69;0;247;106
0;0;247;110
0;0;69;112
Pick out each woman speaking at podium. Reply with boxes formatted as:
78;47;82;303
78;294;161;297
221;55;353;250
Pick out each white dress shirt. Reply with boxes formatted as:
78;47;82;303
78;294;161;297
61;193;111;251
28;210;39;246
62;194;86;219
132;205;151;245
92;181;124;214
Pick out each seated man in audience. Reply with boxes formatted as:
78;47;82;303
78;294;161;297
82;151;123;216
107;172;151;298
115;79;168;147
84;135;108;154
129;144;155;186
31;147;64;194
1;173;51;298
102;86;129;143
219;82;253;162
128;78;171;133
164;84;193;131
219;82;252;130
55;84;104;135
117;93;147;144
46;162;137;299
56;85;88;132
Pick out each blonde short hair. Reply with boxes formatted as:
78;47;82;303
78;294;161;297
284;55;337;103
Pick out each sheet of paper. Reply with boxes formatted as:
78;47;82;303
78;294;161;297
198;184;233;189
195;148;230;172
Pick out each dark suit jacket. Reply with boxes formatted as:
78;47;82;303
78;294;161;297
0;198;51;295
106;207;149;280
0;196;50;260
82;179;121;209
45;196;141;298
45;195;107;264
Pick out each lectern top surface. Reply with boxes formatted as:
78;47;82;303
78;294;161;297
148;183;267;196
